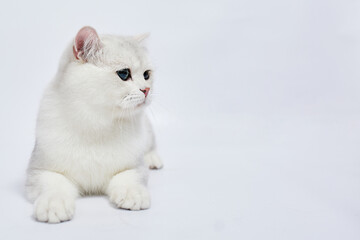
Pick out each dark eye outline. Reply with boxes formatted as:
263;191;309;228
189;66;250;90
143;70;151;80
116;68;131;81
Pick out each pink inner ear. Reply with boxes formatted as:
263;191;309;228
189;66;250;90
73;26;100;60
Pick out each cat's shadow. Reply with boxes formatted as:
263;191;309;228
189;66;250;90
12;178;27;201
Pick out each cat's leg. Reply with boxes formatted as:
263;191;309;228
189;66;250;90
143;115;163;169
144;149;163;169
107;168;150;210
26;170;78;223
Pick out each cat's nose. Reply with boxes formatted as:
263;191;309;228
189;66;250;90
140;88;150;98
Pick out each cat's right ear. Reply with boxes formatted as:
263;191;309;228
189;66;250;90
73;26;102;62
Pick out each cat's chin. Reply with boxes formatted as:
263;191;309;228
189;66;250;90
116;105;146;118
136;102;146;108
118;100;149;111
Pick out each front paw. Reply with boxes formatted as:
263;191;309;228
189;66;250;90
109;184;150;210
33;194;75;223
144;150;163;169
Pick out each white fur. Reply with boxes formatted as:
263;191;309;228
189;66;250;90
26;27;162;223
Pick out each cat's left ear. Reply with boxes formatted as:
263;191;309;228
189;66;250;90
134;33;150;43
73;26;102;62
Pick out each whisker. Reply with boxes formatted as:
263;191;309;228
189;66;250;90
148;106;157;124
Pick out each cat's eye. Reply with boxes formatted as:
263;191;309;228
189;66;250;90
143;70;151;80
116;68;131;81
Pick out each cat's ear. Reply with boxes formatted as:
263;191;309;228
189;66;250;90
73;26;102;61
134;33;150;43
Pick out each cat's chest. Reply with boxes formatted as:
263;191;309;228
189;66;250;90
61;130;147;191
70;129;146;167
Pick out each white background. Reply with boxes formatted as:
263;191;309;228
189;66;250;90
0;0;359;239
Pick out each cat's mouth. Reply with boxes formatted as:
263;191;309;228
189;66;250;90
119;94;147;109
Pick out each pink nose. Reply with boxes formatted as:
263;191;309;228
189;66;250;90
140;88;150;97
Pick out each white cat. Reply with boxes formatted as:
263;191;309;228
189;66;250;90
26;26;163;223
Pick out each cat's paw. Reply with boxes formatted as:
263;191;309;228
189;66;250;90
33;194;75;223
144;150;163;169
109;184;150;210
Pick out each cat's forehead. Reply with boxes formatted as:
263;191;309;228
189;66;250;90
100;35;151;71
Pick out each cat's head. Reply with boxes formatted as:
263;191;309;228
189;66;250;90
59;26;154;120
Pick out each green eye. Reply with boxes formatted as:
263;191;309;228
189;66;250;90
116;68;131;81
143;70;150;80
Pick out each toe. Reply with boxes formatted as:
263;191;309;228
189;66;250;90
33;194;75;223
109;185;150;210
47;210;60;223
